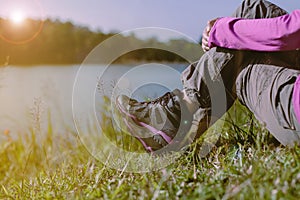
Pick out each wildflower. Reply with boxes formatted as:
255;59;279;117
3;129;10;136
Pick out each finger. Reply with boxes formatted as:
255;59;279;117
203;26;209;35
202;36;207;45
206;20;213;32
201;43;206;52
201;39;209;52
202;35;209;46
207;18;218;33
206;25;211;33
204;44;210;51
202;32;209;41
202;44;210;52
202;40;208;49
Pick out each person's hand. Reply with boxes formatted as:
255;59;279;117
202;18;218;52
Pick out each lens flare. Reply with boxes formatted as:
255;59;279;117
10;10;25;24
0;0;45;45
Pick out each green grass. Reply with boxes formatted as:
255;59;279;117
1;100;300;199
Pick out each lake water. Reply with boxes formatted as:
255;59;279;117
0;63;187;139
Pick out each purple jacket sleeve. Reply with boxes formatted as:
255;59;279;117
208;10;300;51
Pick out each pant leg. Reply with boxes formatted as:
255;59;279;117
236;63;300;145
181;0;289;139
232;0;287;18
181;48;237;139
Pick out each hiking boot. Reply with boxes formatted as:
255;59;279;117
116;89;193;153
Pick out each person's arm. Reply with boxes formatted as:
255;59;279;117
208;10;300;51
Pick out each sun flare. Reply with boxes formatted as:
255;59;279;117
10;11;25;24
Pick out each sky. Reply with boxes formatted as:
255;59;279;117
0;0;299;41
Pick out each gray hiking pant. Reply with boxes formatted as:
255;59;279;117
181;0;300;145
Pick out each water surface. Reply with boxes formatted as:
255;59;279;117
0;63;186;139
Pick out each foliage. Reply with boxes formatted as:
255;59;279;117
1;99;300;199
0;18;203;65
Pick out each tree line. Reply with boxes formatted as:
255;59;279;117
0;18;203;65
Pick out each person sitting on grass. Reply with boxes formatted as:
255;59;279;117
116;0;300;154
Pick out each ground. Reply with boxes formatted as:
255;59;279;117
1;101;300;199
